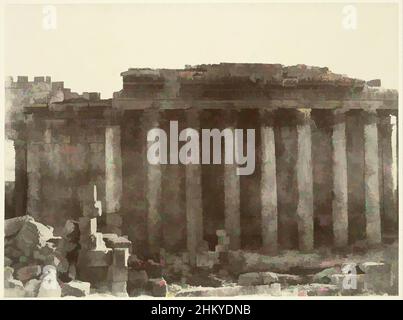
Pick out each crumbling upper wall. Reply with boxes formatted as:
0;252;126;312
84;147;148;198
114;63;398;108
120;63;364;84
5;76;103;140
6;76;53;139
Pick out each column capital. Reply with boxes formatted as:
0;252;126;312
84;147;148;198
332;108;349;115
332;108;348;125
378;114;393;135
362;109;378;125
14;139;27;148
259;109;276;126
273;109;310;127
104;109;124;125
221;108;239;126
295;108;312;126
184;108;201;124
377;109;398;118
142;109;160;127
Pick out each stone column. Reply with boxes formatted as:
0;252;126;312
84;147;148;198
296;109;314;252
161;110;186;251
143;110;163;258
105;125;123;234
224;111;241;250
346;111;366;242
274;110;298;250
185;109;204;265
259;109;278;254
26;142;41;219
332;109;349;247
14;140;27;217
378;112;398;234
120;111;147;257
363;110;382;245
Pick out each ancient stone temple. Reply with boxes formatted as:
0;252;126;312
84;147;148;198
6;63;399;263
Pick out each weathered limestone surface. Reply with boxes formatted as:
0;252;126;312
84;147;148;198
223;158;241;250
200;110;225;248
161;111;186;251
238;109;261;249
332;110;349;247
105;126;122;214
311;110;333;247
185;109;204;265
296;110;314;252
224;117;241;250
275;120;298;250
378;113;398;235
144;111;163;258
13;140;27;218
121;111;148;257
363;111;382;245
260;110;278;254
26;142;41;218
346;111;366;243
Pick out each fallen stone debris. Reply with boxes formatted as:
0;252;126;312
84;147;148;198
4;214;398;298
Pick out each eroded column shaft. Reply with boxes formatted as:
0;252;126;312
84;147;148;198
260;110;278;254
161;111;186;251
296;110;314;252
26;143;41;219
332;110;349;247
143;111;163;258
364;110;382;245
105;126;123;213
185;109;204;264
224;111;241;250
14;140;27;217
378;113;398;234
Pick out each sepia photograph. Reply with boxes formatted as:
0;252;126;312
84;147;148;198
1;0;401;302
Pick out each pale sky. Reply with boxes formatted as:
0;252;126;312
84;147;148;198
5;2;400;99
3;2;400;181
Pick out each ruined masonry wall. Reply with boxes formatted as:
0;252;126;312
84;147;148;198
26;119;106;234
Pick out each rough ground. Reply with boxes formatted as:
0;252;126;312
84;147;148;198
4;215;398;298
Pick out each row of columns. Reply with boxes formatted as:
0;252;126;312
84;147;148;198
103;108;397;260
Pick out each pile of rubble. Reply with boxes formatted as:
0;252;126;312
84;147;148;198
4;214;170;298
4;214;397;298
4;215;90;297
3;185;170;298
160;229;397;297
